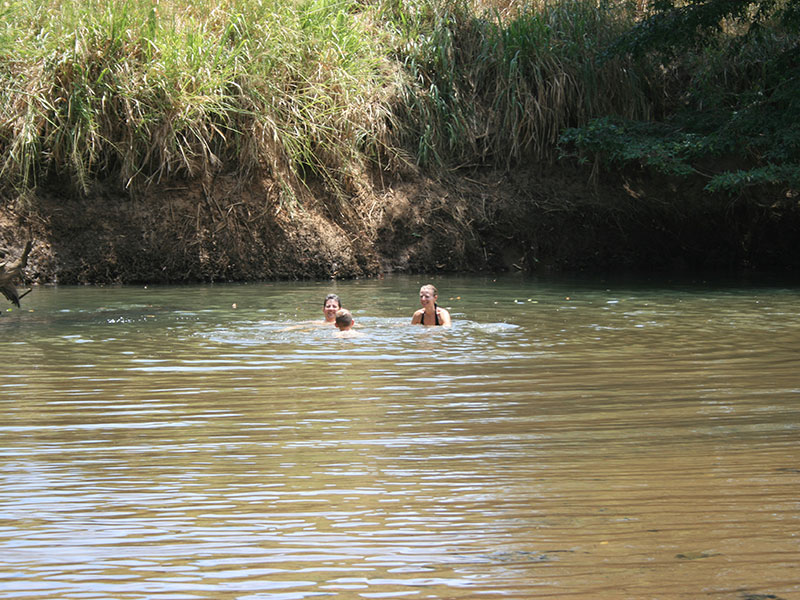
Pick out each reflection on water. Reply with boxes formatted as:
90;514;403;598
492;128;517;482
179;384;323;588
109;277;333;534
1;274;799;599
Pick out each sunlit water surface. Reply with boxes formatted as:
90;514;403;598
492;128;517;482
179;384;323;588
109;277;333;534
1;274;798;600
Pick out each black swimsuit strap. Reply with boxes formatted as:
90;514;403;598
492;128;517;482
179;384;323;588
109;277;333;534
421;304;439;326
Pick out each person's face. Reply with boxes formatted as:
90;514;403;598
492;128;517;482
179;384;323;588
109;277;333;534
323;299;340;321
419;288;436;307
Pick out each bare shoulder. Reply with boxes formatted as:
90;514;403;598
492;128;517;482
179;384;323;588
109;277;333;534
334;329;365;338
411;309;424;324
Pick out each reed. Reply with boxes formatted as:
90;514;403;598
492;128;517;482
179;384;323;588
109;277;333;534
0;0;397;198
387;0;657;168
1;0;763;200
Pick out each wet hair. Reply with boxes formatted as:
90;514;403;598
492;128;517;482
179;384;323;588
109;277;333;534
420;284;438;297
323;293;342;309
335;309;354;328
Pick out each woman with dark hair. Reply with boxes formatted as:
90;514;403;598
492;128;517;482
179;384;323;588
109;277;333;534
321;293;342;325
281;293;342;330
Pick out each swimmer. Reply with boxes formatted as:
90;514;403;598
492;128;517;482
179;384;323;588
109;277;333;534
321;293;342;325
333;309;364;338
281;293;342;330
411;284;451;327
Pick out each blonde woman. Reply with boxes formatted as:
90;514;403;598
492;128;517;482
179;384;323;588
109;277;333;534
411;284;451;327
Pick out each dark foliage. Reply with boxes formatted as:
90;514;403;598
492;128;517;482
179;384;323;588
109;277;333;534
560;0;800;194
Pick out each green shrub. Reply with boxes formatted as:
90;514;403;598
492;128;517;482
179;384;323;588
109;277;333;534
561;0;800;194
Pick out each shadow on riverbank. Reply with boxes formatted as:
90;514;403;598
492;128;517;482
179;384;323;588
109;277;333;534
2;162;799;286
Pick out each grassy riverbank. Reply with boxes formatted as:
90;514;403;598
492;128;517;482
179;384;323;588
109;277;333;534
1;0;650;192
1;0;798;283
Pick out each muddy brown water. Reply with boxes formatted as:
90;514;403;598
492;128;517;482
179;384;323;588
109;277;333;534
1;274;798;600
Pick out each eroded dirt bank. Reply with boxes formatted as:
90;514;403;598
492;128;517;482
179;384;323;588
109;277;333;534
1;164;798;286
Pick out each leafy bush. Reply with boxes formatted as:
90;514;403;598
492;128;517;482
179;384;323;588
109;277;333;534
560;0;800;194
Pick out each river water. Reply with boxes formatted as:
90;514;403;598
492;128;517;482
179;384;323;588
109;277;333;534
1;274;798;600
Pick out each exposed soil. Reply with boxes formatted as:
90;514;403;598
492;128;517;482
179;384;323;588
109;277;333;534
1;162;799;287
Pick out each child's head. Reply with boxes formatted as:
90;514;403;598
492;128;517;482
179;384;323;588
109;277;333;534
334;309;354;330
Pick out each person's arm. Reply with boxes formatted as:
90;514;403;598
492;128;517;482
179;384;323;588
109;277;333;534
438;308;452;327
411;310;422;325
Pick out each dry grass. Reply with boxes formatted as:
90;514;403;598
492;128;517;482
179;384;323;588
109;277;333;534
0;0;663;200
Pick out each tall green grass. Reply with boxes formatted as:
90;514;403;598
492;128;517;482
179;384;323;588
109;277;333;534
0;0;668;200
387;0;659;168
0;0;398;198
